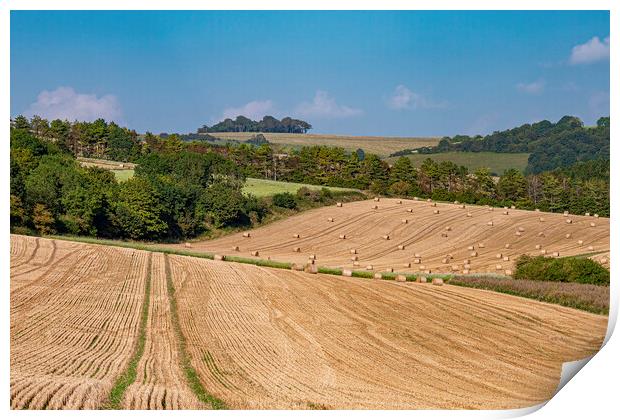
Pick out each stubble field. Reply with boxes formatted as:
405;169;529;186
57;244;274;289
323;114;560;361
10;235;608;409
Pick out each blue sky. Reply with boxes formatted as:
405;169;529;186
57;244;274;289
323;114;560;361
11;11;610;136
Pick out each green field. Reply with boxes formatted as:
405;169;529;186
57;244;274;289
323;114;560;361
243;178;357;197
387;152;530;174
112;169;134;182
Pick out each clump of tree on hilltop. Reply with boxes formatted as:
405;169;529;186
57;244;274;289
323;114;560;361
391;115;610;174
198;115;312;133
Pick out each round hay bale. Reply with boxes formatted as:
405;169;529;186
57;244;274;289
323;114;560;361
495;264;503;270
417;276;428;283
511;205;516;209
515;231;522;236
397;245;405;250
441;258;448;264
402;218;408;224
466;212;473;217
585;212;590;216
342;269;352;277
387;267;394;273
214;254;224;261
487;221;494;226
396;199;402;204
538;232;545;237
351;255;358;261
505;243;511;249
414;197;419;201
454;201;459;204
433;209;440;214
566;219;573;224
374;197;380;202
396;274;407;282
590;222;596;227
426;198;432;202
441;232;448;238
305;264;318;274
503;210;509;215
419;265;426;270
463;264;471;270
293;247;301;253
413;258;421;264
403;262;412;268
535;244;541;250
353;261;360;267
463;259;471;264
407;208;413;212
373;272;383;279
563;211;569;216
291;263;304;271
382;234;390;240
588;246;594;251
565;233;572;239
578;240;584;245
478;243;485;248
372;205;378;210
431;202;437;207
470;251;478;257
467;245;475;251
451;264;460;271
336;202;343;207
292;233;300;238
242;232;251;238
540;249;547;255
184;242;192;248
309;254;316;260
552;252;560;257
462;269;470;274
339;234;347;239
539;217;545;222
366;265;374;270
594;214;599;218
518;226;525;232
231;245;240;251
445;226;452;231
505;270;513;276
350;248;357;254
496;253;503;259
460;204;466;209
250;251;259;257
503;256;510;261
432;278;444;286
327;217;334;222
414;253;422;258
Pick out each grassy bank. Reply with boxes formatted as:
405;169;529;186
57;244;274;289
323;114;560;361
387;151;530;175
243;178;358;197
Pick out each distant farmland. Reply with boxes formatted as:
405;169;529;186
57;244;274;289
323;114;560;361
243;178;357;197
386;152;530;175
211;132;440;157
386;152;530;174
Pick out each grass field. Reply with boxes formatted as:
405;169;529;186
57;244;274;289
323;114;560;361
112;169;134;181
211;132;440;157
386;151;530;174
243;177;357;197
78;157;135;181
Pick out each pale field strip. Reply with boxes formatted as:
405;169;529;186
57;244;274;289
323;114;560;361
10;235;149;409
123;252;205;409
189;198;610;274
168;255;607;409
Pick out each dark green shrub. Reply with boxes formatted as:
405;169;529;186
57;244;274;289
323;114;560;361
514;255;609;285
272;192;297;209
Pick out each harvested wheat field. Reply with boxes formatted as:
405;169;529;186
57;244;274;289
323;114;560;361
185;198;610;274
10;235;608;409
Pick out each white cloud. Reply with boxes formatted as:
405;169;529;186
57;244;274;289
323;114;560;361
516;80;545;95
386;84;446;110
569;36;610;65
220;99;275;121
24;86;122;121
295;90;362;119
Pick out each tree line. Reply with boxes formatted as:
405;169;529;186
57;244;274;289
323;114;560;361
391;115;610;174
197;115;312;133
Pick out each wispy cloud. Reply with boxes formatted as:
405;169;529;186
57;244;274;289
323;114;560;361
569;36;610;65
220;99;275;121
24;86;121;121
516;80;545;95
295;90;362;119
387;84;446;110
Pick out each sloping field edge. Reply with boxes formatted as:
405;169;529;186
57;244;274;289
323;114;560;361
42;235;605;314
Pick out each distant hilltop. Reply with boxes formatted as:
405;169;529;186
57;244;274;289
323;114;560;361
197;115;312;134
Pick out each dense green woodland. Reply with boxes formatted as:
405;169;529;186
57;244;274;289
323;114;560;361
392;116;610;174
10;115;610;241
197;115;312;133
